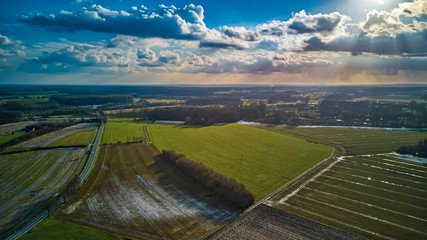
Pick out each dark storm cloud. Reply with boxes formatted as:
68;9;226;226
303;30;427;56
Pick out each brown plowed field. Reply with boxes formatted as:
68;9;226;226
61;143;238;239
207;204;361;240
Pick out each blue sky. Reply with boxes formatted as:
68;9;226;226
0;0;425;84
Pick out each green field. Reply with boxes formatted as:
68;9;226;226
49;130;95;147
259;126;427;155
20;219;119;240
149;123;332;201
0;132;25;145
101;121;148;144
270;153;427;240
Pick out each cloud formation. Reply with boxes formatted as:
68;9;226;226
5;1;425;84
20;4;210;40
362;0;427;37
257;10;349;38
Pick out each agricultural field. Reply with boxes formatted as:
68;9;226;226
208;204;361;240
149;123;332;201
0;122;35;136
21;219;119;240
267;153;427;240
259;126;427;155
103;104;180;115
49;130;95;147
352;96;427;103
101;121;149;144
0;148;86;235
0;131;25;145
11;123;96;149
62;144;238;240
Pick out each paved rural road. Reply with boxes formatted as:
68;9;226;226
79;118;104;181
5;117;104;240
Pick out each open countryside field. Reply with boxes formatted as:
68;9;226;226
208;204;361;240
103;104;180;115
149;123;332;201
11;123;96;149
258;126;427;155
49;130;95;147
0;132;25;145
0;122;35;136
101;121;148;144
0;149;86;236
61;144;238;240
267;153;427;240
21;219;119;240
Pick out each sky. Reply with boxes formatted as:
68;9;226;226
0;0;426;85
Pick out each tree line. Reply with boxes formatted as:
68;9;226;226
107;103;267;126
396;138;427;158
51;94;133;106
162;150;254;208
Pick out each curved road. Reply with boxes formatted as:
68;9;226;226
5;118;104;240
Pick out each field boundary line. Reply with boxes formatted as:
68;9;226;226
326;169;426;192
312;181;427;210
278;151;341;204
333;165;427;186
278;202;396;240
292;195;427;236
368;155;427;168
319;175;427;201
351;157;427;174
341;159;425;179
304;187;427;223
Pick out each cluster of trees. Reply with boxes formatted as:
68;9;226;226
51;94;133;106
396;138;427;158
162;150;254;208
0;122;76;150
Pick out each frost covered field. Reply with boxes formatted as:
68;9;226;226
268;153;427;240
62;144;238;239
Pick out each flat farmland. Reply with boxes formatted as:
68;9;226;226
0;131;25;145
101;121;148;144
149;123;332;201
49;130;95;147
0;148;86;235
208;204;361;240
21;219;119;240
259;126;427;155
268;153;427;240
0;122;35;136
61;144;238;240
11;123;96;149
